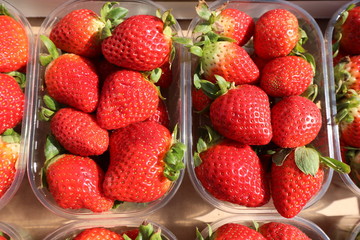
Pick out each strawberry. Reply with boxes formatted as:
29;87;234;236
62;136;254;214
44;154;113;212
49;3;128;58
199;41;259;84
334;55;360;98
147;99;170;128
197;223;266;240
209;82;272;145
103;121;185;202
254;9;299;60
0;129;20;198
155;61;173;88
270;148;325;218
44;52;100;113
0;5;28;72
0;73;24;134
194;128;270;207
73;228;123;240
192;88;212;112
195;0;255;46
102;11;175;71
0;235;5;240
271;95;322;148
50;108;109;156
259;222;311;239
260;56;314;97
96;69;159;130
336;5;360;55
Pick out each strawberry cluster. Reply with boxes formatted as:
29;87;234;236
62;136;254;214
197;221;311;240
184;1;349;218
333;4;360;188
39;2;185;213
0;4;29;200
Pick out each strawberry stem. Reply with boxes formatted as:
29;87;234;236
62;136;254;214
320;155;351;174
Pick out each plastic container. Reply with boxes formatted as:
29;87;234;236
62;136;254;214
197;215;330;240
185;0;334;214
0;222;32;240
324;0;360;197
26;0;186;219
43;219;177;240
0;0;34;211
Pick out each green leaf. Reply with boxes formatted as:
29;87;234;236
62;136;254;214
44;134;64;162
194;24;212;34
150;68;162;83
301;84;318;102
195;0;212;21
172;37;193;47
39;35;60;66
112;200;124;209
1;129;20;144
0;4;12;17
7;71;26;89
320;155;351;174
272;148;293;166
190;46;203;57
294;146;320;176
196;228;205;240
43;94;62;111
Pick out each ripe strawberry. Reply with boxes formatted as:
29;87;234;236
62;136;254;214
0;73;24;134
195;135;270;207
270;148;324;218
147;99;170;128
197;223;266;240
103;121;185;202
44;154;113;212
210;84;272;145
200;41;259;84
0;8;28;72
73;228;122;240
260;56;314;97
271;95;322;148
102;11;174;71
259;222;311;239
254;9;299;60
0;129;20;198
195;0;255;46
337;5;360;55
49;3;128;58
334;55;360;97
50;108;109;156
96;69;159;130
44;53;99;113
192;88;212;112
0;235;6;240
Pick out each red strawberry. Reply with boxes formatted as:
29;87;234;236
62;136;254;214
44;154;113;212
260;56;314;97
96;69;159;130
0;235;6;240
0;130;20;198
147;99;170;128
195;0;255;46
195;136;270;207
210;84;272;145
102;12;174;71
254;9;299;60
338;95;360;148
103;121;185;202
73;228;122;240
270;148;324;218
338;5;360;55
334;55;360;97
49;3;128;58
271;96;322;148
192;88;212;112
259;222;311;239
0;73;24;134
200;41;259;84
44;53;99;113
50;108;109;156
198;223;266;240
0;9;28;72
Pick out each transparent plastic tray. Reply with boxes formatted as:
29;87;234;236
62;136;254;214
0;0;34;211
26;0;186;219
185;0;334;214
0;222;32;240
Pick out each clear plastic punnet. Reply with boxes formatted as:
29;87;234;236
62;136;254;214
26;0;186;219
0;0;34;211
324;0;360;197
197;215;330;240
0;222;32;240
185;0;334;214
43;219;177;240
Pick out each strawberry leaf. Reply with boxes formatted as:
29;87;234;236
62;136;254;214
164;125;185;181
39;35;60;66
7;71;26;89
0;4;12;17
301;84;318;102
1;128;20;144
190;45;203;57
194;23;212;34
272;148;293;166
294;146;320;176
44;134;65;162
320;155;351;174
196;0;212;21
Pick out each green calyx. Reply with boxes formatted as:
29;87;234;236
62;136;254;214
272;146;350;176
334;56;354;99
194;126;222;167
1;128;20;144
0;4;12;17
6;71;26;89
196;224;213;240
39;35;61;66
100;2;129;39
336;93;360;124
39;94;63;122
163;124;186;181
123;222;163;240
194;74;233;100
